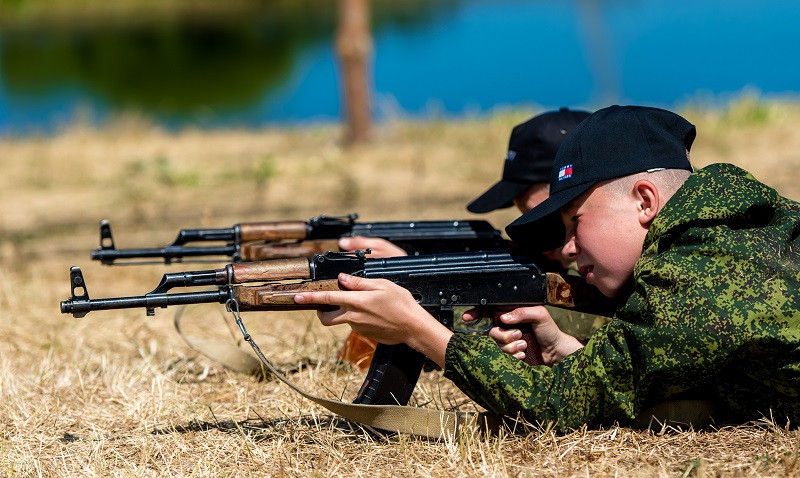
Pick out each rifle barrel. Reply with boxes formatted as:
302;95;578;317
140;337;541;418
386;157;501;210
61;289;230;318
91;244;239;264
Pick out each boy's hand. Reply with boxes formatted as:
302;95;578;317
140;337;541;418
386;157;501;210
339;237;408;258
464;306;585;365
294;273;452;368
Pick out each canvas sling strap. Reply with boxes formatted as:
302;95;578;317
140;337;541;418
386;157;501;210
174;303;502;440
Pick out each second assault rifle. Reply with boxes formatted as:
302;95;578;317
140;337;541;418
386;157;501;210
91;214;511;265
62;250;618;409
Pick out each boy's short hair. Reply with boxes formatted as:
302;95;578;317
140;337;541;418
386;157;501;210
505;105;696;252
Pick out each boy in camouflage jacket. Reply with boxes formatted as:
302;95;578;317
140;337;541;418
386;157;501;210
296;105;800;431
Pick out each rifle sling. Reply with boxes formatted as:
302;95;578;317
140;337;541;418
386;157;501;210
173;307;501;440
173;306;265;375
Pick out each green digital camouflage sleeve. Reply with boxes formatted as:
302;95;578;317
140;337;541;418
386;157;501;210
443;329;640;432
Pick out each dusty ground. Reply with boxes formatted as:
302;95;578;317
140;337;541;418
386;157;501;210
2;98;800;476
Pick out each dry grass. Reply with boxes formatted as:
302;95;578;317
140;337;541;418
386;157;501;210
2;99;800;476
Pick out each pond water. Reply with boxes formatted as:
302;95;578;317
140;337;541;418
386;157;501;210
0;0;798;134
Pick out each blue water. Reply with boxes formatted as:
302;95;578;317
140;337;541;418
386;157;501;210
1;0;798;134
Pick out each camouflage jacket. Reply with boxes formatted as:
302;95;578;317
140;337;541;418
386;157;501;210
444;163;800;432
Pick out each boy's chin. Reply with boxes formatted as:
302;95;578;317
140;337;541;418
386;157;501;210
589;277;628;299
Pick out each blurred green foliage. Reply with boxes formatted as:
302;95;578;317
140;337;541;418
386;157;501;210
0;0;458;118
252;154;276;186
722;95;772;126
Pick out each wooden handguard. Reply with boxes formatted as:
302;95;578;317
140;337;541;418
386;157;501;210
233;279;344;311
229;258;312;283
239;239;341;262
238;221;309;242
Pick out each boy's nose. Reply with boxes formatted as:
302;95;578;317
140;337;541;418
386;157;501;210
560;236;578;259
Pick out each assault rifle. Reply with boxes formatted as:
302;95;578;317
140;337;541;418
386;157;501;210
61;250;618;408
91;214;510;265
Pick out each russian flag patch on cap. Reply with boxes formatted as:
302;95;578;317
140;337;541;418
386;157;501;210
558;164;573;181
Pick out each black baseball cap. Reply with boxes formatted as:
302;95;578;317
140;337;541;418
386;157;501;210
466;108;591;213
505;105;696;252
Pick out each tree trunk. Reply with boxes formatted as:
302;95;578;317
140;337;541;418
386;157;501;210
336;0;372;145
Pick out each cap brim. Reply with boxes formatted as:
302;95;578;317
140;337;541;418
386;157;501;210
467;181;531;214
505;181;595;252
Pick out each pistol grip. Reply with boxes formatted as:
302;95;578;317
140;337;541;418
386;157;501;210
494;320;544;367
515;322;544;367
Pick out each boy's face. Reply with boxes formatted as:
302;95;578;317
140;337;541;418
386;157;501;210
514;182;572;269
512;182;549;214
558;183;648;298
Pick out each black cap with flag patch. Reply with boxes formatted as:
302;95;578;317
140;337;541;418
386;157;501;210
505;105;696;252
466;108;591;213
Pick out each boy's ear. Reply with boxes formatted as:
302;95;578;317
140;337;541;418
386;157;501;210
634;180;659;226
